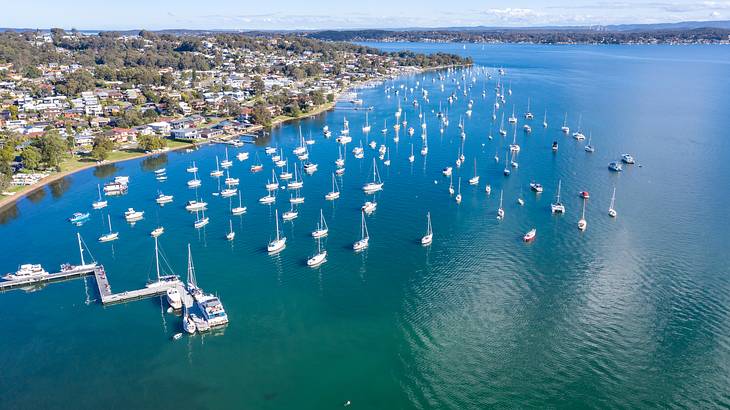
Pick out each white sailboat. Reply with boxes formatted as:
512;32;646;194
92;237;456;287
448;174;455;195
231;190;247;215
362;112;371;133
187;168;202;188
543;109;548;128
266;169;279;191
287;164;303;190
408;143;415;163
307;237;327;267
362;158;384;193
584;133;595;152
561;112;570;134
455;177;462;204
469;158;480;185
325;173;340;200
194;208;209;229
98;215;119;242
221;148;233;168
352;210;369;251
267;210;286;253
226;220;235;240
311;209;329;238
608;187;618;217
578;197;588;231
210;156;224;177
92;184;108;209
551;180;566;214
421;212;433;245
497;189;505;220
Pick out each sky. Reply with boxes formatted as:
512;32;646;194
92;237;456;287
2;0;729;30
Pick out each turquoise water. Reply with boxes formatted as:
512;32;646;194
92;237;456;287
2;44;730;408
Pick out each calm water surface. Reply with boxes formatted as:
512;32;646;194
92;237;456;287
1;44;730;408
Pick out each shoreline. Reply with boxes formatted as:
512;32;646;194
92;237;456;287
0;64;461;212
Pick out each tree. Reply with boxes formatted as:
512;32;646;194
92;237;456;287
34;131;67;169
251;101;272;128
137;134;167;152
91;135;114;161
310;89;325;105
252;76;265;96
20;146;41;170
326;93;335;103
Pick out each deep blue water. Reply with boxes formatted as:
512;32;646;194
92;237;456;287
1;43;730;408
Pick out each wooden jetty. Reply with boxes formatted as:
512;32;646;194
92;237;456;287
93;265;182;305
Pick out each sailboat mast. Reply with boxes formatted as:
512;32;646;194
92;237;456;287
275;210;280;241
154;235;161;281
77;232;85;266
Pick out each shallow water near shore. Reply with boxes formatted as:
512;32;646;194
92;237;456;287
1;43;730;408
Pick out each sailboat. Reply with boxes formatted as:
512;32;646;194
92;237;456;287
194;208;209;229
572;114;585;140
92;184;108;209
98;215;119;242
231;190;246;215
362;158;384;193
503;150;511;176
508;105;517;124
469;158;480;185
226;220;235;240
307;237;327;267
421;212;433;245
352;210;370;251
561;113;570;134
325;173;340;200
449;174;455;195
383;148;391;166
524;98;534;119
499;112;507;136
362;112;371;133
266;169;279;191
187;168;202;188
608;187;618;217
551;180;566;214
543;110;548;128
311;209;329;238
289;190;305;204
282;204;299;221
267;210;287;253
584;133;595;152
578;197;588;231
186;162;198;173
221;148;233;168
146;235;179;288
455;177;462;204
497;190;505;219
280;161;293;180
210;156;224;177
509;123;520;152
408;143;415;163
420;138;428;156
287;164;303;190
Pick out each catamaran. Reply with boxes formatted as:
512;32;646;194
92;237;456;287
352;210;370;251
311;209;329;238
551;180;566;214
608;187;618;218
421;212;433;245
231;190;246;215
267;210;286;253
98;215;119;242
524;98;533;119
530;182;544;193
362;158;384;193
92;184;108;209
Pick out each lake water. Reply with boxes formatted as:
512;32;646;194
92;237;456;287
2;43;730;408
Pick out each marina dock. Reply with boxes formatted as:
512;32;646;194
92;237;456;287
0;266;96;291
92;265;183;305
